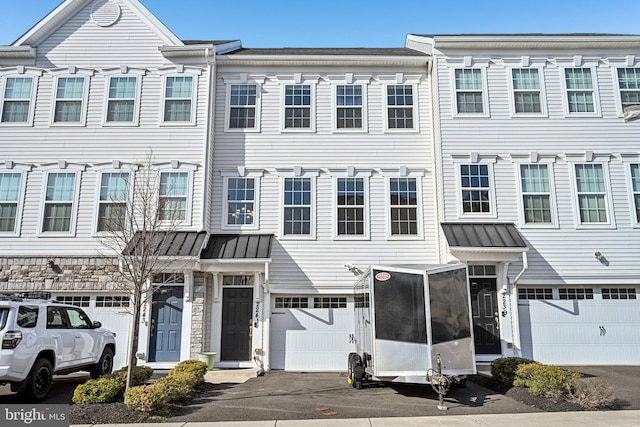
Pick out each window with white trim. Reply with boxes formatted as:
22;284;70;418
616;68;640;110
520;164;552;224
564;68;595;113
229;84;257;129
275;297;308;309
56;296;90;307
222;275;254;286
512;68;542;114
163;76;193;122
313;297;347;309
283;177;313;236
97;172;129;232
389;177;418;236
387;85;414;129
518;288;553;300
96;296;130;307
559;288;594;300
574;164;608;224
1;76;34;123
42;172;78;233
106;76;138;123
159;171;189;222
602;288;637;300
336;85;363;129
0;172;22;233
226;177;255;226
460;164;491;214
631;164;640;223
53;76;86;123
454;69;484;114
337;177;365;236
284;84;311;129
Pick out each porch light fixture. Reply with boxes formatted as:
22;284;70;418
594;251;602;261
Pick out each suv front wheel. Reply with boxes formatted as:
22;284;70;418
90;347;114;379
23;358;53;402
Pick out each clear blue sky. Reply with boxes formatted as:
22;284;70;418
1;0;639;47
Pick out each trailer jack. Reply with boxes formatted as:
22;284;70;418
427;354;451;411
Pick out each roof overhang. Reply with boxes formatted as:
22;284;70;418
216;55;430;67
441;222;528;263
0;46;36;60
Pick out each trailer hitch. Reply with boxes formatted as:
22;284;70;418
427;354;451;410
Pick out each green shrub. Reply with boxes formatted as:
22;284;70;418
124;382;167;415
490;357;537;386
108;366;154;387
568;377;615;410
168;360;208;382
72;377;122;404
155;375;192;402
514;363;581;398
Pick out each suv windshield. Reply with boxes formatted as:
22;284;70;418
0;308;8;330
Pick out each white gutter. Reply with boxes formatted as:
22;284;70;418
513;251;528;285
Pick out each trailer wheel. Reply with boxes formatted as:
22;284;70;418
352;364;364;390
347;353;358;386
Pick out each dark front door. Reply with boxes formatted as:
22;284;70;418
149;286;183;362
221;288;253;361
470;278;501;354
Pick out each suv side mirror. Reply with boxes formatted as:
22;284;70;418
92;321;102;329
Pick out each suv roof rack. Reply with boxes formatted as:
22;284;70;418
0;291;53;302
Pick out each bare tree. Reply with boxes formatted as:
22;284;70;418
97;153;191;394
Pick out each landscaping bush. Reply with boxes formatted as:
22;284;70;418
108;365;154;387
514;363;581;398
124;382;168;415
490;357;537;386
168;359;208;383
72;376;122;404
154;375;193;402
568;377;615;410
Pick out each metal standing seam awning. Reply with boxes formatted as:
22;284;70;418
122;231;208;257
440;223;528;262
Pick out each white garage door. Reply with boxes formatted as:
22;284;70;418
55;294;132;370
270;296;355;371
518;287;640;365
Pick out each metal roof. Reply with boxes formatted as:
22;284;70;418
123;231;208;257
441;223;527;248
200;234;273;260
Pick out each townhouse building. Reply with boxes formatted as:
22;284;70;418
407;34;640;365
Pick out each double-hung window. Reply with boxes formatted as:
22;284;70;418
630;164;640;223
42;172;77;233
389;177;419;236
336;85;363;129
512;69;542;114
283;177;313;236
520;164;552;224
97;172;129;232
284;85;311;129
564;68;596;114
460;164;491;214
163;76;194;123
229;84;257;129
53;77;86;123
159;171;188;222
574;164;609;224
387;85;414;129
0;172;22;233
226;177;256;226
106;76;138;123
337;178;366;237
1;77;34;123
616;68;640;111
454;69;485;114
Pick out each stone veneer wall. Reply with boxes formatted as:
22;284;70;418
0;256;122;292
189;272;206;359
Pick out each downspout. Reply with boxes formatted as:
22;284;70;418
200;46;216;232
513;251;528;285
510;251;528;356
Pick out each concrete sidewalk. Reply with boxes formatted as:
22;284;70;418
71;410;640;427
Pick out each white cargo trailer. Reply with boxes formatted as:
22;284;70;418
348;264;476;390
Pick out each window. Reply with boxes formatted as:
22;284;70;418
97;172;129;232
602;288;637;300
159;171;188;222
1;77;33;123
468;265;496;276
56;296;90;307
229;84;257;129
313;297;347;309
337;178;365;236
53;77;86;123
520;164;552;224
152;272;185;284
226;178;255;226
518;288;553;300
164;76;193;122
559;288;594;300
460;164;491;214
455;69;484;114
631;164;640;223
336;85;363;129
284;85;311;129
616;68;640;110
564;68;595;113
387;85;414;129
96;296;130;307
283;177;312;236
512;69;542;114
46;307;69;329
0;172;22;233
106;76;137;123
389;177;418;236
275;297;308;309
574;164;608;224
17;306;38;328
42;172;77;233
65;308;92;329
222;275;254;286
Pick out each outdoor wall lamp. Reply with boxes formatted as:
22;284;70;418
594;251;602;261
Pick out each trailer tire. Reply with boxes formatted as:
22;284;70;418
347;353;358;386
352;364;364;390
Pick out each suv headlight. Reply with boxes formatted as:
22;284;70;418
2;331;23;349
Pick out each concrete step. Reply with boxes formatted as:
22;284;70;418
204;367;261;384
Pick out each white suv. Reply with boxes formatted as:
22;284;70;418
0;292;116;401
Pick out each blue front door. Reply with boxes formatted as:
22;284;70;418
149;286;183;362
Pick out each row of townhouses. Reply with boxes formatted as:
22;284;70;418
1;0;638;370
